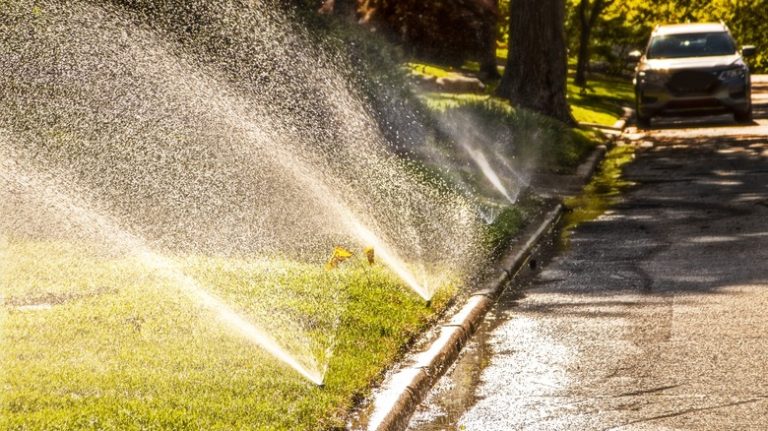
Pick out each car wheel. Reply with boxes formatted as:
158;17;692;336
636;114;652;129
734;106;753;124
635;94;652;129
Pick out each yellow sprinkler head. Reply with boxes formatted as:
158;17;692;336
325;246;353;270
363;246;375;265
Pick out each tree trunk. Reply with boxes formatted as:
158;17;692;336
479;0;501;80
575;0;603;87
497;0;575;125
574;0;590;87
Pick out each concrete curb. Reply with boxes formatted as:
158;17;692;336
579;107;634;136
362;205;564;431
613;107;635;131
357;130;623;431
578;144;608;181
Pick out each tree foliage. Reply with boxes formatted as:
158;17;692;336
357;0;499;71
566;0;768;74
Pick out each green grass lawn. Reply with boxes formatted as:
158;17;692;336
414;87;603;177
405;62;462;79
567;73;634;126
0;241;455;430
407;61;634;126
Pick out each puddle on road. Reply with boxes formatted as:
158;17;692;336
407;272;551;430
406;323;491;430
407;289;573;431
406;302;499;431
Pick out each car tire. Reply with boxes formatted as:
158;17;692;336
636;114;652;129
635;94;652;129
734;106;753;124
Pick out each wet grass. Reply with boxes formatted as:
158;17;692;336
482;193;545;256
425;97;601;175
407;61;633;126
419;92;502;112
0;241;456;430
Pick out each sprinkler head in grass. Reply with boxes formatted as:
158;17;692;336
325;246;353;270
0;0;492;396
425;299;432;308
364;246;375;265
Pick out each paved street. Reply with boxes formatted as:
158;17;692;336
408;76;768;431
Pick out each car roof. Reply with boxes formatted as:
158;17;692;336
653;23;728;36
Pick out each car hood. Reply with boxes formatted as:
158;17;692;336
642;54;742;71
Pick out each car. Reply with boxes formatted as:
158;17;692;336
629;22;756;128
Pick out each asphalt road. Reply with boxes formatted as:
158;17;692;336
408;76;768;431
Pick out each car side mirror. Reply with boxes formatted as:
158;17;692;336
628;50;643;62
742;45;756;57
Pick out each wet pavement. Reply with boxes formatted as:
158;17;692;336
407;76;768;430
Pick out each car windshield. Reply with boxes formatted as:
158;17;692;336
647;32;736;59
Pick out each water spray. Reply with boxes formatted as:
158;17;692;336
460;142;516;204
349;219;431;301
2;161;325;385
140;251;326;386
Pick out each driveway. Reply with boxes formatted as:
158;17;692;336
407;76;768;431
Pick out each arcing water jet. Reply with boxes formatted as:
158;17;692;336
139;251;326;386
0;153;324;385
460;141;516;204
0;0;484;390
348;220;431;300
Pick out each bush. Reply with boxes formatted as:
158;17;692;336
565;0;768;75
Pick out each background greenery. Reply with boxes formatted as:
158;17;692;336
565;0;768;74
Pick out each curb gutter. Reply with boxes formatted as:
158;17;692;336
356;124;622;431
361;204;564;431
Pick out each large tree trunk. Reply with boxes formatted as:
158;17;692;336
574;0;604;87
497;0;574;125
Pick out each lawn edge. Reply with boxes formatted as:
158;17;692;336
355;133;621;431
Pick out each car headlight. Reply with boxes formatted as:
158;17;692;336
719;67;747;81
638;70;666;85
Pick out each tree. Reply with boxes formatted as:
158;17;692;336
479;0;502;80
574;0;612;87
497;0;575;125
358;0;501;70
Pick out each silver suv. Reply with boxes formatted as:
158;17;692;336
631;23;756;127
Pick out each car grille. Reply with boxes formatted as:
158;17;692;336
666;70;718;95
666;99;722;109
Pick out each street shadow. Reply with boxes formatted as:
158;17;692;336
649;114;747;130
491;132;768;324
